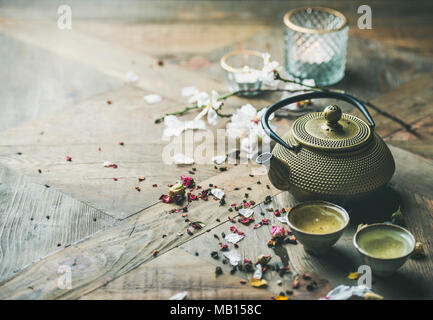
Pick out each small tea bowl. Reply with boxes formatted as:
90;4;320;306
353;223;416;277
287;201;350;255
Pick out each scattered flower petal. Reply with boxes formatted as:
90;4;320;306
212;154;227;164
144;94;163;104
211;188;225;200
253;263;263;280
223;250;241;266
325;285;376;300
125;71;139;83
174;153;195;165
169;291;188;300
239;208;254;218
163;115;206;137
225;233;245;244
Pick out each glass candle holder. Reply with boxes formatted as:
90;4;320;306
284;7;348;86
220;50;264;95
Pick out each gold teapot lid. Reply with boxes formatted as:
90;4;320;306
292;105;372;151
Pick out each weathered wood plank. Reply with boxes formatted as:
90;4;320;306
0;164;280;299
0;145;431;299
80;248;275;300
0;85;259;218
0;165;117;284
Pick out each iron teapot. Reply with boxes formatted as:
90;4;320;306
260;91;395;204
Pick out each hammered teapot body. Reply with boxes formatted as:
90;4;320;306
261;91;395;204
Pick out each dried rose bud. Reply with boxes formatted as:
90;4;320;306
152;249;159;257
219;244;229;251
138;176;146;182
271;226;286;239
66;156;72;162
135;186;141;192
292;276;300;289
119;141;124;146
168;183;185;197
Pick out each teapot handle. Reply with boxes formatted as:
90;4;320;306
261;91;375;150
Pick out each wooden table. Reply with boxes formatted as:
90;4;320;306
0;0;432;299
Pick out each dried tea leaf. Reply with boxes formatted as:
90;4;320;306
212;155;227;164
391;206;404;223
357;224;367;232
191;221;206;229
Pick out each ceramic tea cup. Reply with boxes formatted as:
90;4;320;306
353;223;415;277
287;201;350;255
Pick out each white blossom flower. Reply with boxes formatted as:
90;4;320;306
188;90;210;106
259;53;281;88
163;115;206;137
194;90;222;126
226;104;274;159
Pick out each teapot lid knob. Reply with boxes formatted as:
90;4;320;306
324;105;342;125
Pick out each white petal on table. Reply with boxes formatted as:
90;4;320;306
173;153;195;165
163;115;206;137
276;216;289;224
211;188;224;200
169;291;188;300
224;233;245;244
238;208;254;218
253;263;263;279
212;154;227;164
143;94;162;104
325;285;372;300
223;250;241;266
103;161;114;167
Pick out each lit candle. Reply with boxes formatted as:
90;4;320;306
220;50;264;95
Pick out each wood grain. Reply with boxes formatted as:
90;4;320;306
0;165;117;284
81;248;275;300
0;145;431;299
0;164;280;299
